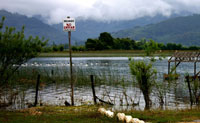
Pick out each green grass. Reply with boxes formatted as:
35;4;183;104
0;105;200;123
0;105;117;123
123;108;200;123
39;50;174;57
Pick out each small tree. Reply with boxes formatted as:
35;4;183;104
0;17;47;84
129;59;157;109
144;39;160;56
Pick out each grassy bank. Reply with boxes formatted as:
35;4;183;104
39;50;175;57
1;105;200;123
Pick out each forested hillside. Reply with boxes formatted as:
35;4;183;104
112;14;200;46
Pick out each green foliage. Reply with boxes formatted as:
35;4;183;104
188;46;199;50
113;38;135;50
129;59;157;109
85;32;115;50
134;40;146;50
144;39;160;56
52;45;59;51
72;45;86;51
99;32;114;49
85;32;200;51
42;44;67;52
85;32;137;50
85;38;104;50
58;44;64;51
0;17;47;84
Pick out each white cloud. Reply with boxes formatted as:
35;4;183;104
1;0;200;24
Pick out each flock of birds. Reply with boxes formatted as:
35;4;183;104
19;62;110;67
98;108;145;123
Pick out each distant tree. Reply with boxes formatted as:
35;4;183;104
52;42;58;51
99;32;114;49
114;38;138;50
165;43;183;50
113;38;121;49
121;38;132;50
58;44;64;51
72;45;86;51
131;40;139;50
77;46;86;51
144;39;160;56
135;39;146;50
85;38;96;50
53;47;58;51
42;46;52;52
85;38;104;50
0;16;47;84
188;46;200;50
72;46;78;51
94;40;104;50
158;43;165;50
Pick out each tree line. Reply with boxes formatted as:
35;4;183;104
84;32;200;51
41;32;200;52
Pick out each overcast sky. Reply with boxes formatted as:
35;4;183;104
1;0;200;24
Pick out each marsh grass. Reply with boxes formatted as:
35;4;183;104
0;65;133;108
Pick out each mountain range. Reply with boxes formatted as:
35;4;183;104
52;15;173;43
0;10;70;45
112;14;200;46
1;10;200;46
0;10;176;45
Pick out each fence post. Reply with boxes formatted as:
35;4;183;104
186;75;193;107
90;75;97;104
34;74;40;107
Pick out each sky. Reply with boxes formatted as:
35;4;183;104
1;0;200;24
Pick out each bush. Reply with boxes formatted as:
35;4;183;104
129;59;157;109
0;16;47;84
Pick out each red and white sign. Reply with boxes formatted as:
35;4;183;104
63;17;76;32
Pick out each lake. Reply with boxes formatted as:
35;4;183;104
3;57;199;110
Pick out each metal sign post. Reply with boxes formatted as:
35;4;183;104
63;16;76;106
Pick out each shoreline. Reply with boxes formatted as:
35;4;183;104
38;50;175;57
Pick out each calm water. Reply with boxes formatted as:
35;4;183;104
4;57;200;110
